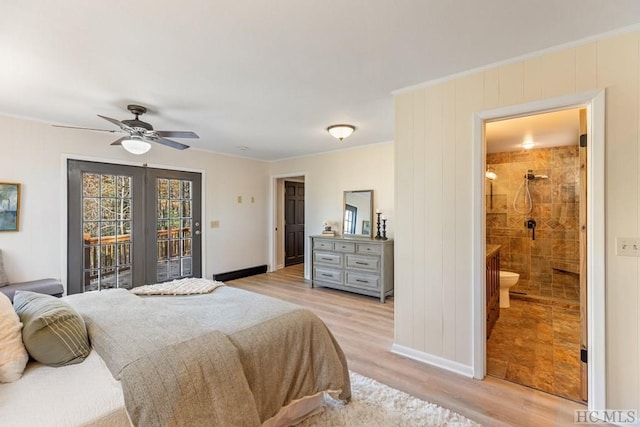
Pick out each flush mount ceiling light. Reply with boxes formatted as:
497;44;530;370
327;124;355;141
522;138;535;150
121;136;152;155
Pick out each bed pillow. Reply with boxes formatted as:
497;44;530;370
0;249;9;286
0;292;29;382
13;291;91;367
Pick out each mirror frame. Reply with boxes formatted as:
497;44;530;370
343;189;374;238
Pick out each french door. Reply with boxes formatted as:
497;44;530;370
67;160;202;294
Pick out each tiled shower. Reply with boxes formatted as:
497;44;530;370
486;145;580;305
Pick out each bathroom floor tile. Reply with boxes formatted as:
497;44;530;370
487;299;583;402
510;278;580;305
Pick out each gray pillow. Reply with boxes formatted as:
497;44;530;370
13;291;91;366
0;249;9;286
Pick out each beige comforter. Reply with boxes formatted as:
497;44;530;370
65;287;350;426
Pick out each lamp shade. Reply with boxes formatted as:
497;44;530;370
327;124;355;141
122;137;151;155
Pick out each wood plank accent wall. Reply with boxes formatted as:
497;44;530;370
394;30;640;412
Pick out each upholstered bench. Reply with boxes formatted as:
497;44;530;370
0;279;63;302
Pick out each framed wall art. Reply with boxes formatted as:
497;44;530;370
0;182;20;231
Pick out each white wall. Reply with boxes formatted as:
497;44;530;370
269;143;394;276
394;30;640;412
0;115;270;289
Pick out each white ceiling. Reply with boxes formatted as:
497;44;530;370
2;1;640;161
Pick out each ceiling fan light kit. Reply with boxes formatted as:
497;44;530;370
122;136;152;155
54;104;199;154
327;124;355;141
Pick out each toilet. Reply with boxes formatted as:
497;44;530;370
499;270;520;308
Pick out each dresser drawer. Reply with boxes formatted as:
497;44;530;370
356;243;381;255
314;251;342;266
313;239;334;250
345;254;379;271
334;242;356;253
346;271;380;291
313;267;342;284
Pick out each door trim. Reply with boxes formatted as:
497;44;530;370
60;154;207;293
471;90;606;411
269;172;307;277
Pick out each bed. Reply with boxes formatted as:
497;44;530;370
0;284;351;426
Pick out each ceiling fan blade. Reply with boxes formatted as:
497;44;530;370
53;124;119;133
98;114;135;133
148;136;190;150
110;136;129;146
155;130;199;139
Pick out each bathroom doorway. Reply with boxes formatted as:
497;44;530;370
483;107;587;402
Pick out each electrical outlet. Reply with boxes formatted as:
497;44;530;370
616;237;640;256
237;196;242;203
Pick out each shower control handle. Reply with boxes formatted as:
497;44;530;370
525;219;536;240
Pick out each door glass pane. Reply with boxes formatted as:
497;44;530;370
156;178;194;281
83;198;99;221
81;172;133;292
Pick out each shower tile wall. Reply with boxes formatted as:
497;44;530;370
486;146;580;303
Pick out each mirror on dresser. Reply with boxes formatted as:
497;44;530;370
343;190;373;238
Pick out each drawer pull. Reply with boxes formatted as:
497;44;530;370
356;279;369;283
355;261;369;266
321;273;333;277
321;257;333;261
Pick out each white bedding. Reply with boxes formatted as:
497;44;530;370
0;348;328;427
0;351;130;427
1;285;345;426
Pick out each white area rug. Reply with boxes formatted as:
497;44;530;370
298;371;479;426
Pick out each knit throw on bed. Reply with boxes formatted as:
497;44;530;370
129;277;224;295
64;288;351;427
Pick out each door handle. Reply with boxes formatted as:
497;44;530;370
195;230;201;235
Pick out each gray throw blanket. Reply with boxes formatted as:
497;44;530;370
65;287;350;426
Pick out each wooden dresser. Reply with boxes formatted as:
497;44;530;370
311;236;394;302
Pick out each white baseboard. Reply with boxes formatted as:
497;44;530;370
391;343;474;378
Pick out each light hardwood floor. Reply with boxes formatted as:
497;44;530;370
227;264;589;427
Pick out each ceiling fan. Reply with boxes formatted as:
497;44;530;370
54;104;199;154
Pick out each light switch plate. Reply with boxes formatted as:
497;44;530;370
616;237;640;257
